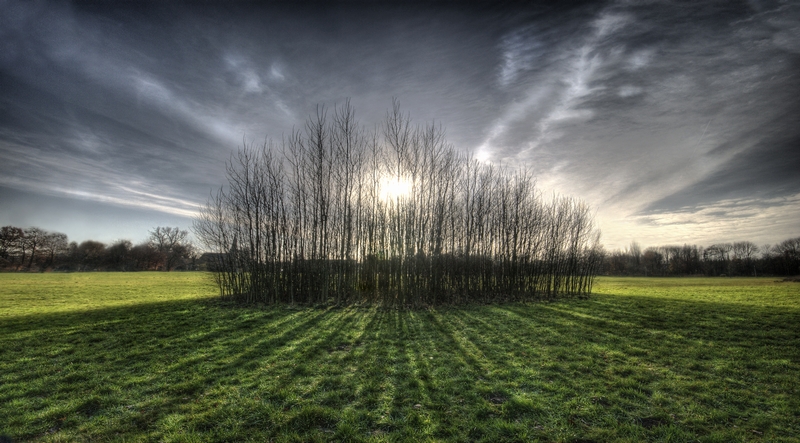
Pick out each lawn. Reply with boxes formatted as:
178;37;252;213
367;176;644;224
1;273;798;442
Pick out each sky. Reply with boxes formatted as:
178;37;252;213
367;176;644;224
1;0;798;250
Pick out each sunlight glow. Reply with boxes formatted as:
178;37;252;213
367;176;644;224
475;149;491;163
380;176;412;201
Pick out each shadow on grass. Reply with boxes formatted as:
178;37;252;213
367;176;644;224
1;293;799;442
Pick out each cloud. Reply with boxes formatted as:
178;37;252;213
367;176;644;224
479;8;628;161
0;0;798;248
270;63;286;81
618;85;643;97
604;193;800;249
0;135;202;218
593;12;632;38
626;49;654;70
642;130;800;214
471;2;800;251
224;53;265;93
498;25;544;87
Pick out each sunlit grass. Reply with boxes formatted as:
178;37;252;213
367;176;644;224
0;272;214;317
1;274;798;442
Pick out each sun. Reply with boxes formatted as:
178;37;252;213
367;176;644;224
380;176;412;201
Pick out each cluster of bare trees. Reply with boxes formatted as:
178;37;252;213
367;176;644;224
603;237;800;277
0;226;69;271
0;226;195;272
194;101;603;306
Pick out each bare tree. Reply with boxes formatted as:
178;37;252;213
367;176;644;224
194;101;603;305
38;232;69;270
602;238;799;277
77;240;107;271
22;227;47;270
149;227;194;271
731;241;759;276
0;226;24;267
130;242;162;271
106;240;134;271
773;237;800;275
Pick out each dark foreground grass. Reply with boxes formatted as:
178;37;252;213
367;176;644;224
1;274;798;442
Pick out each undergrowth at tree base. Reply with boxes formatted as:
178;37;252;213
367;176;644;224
219;291;594;310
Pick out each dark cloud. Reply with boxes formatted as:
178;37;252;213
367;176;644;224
642;130;800;214
0;0;798;247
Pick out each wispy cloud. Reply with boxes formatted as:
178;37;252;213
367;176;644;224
479;9;630;161
498;25;543;87
601;193;800;249
132;71;245;146
0;138;202;218
0;1;797;247
474;2;800;249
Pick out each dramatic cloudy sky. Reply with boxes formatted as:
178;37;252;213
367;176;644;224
1;0;798;250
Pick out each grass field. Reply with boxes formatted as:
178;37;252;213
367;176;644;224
1;273;798;442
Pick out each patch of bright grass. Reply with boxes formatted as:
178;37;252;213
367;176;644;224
1;274;798;442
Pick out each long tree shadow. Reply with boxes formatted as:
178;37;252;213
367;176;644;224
3;293;798;442
446;295;800;440
1;298;357;440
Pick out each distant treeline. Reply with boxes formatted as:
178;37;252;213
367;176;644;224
602;238;800;277
0;226;195;272
194;101;603;306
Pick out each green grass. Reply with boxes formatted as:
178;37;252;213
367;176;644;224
1;274;798;442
